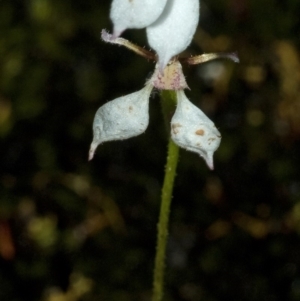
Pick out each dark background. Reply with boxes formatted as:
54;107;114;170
1;0;300;300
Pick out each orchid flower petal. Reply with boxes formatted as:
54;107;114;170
89;84;153;160
146;0;200;71
170;90;221;170
110;0;168;38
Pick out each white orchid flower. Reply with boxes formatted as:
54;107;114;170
90;0;239;169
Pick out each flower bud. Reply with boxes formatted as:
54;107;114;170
110;0;168;37
89;85;153;160
170;90;221;170
146;0;200;71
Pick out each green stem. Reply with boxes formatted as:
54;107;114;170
152;91;179;301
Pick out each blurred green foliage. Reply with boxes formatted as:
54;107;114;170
1;0;300;300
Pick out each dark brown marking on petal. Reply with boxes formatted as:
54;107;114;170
195;129;205;136
128;106;133;112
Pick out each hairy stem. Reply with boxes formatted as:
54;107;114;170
152;90;179;301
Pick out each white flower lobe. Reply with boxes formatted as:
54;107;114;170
146;0;200;71
171;90;221;169
89;84;152;160
110;0;168;37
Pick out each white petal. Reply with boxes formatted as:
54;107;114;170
110;0;168;37
146;0;200;71
170;90;221;170
89;84;153;160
